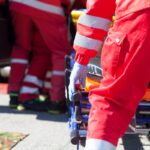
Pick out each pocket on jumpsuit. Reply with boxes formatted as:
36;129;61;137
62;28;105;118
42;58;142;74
101;30;127;81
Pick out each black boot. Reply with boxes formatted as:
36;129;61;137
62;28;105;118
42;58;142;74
9;92;19;108
48;100;67;114
17;99;51;111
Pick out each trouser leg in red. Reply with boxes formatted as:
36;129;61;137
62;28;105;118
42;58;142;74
50;52;66;101
8;11;34;93
42;65;52;96
19;30;50;102
33;18;70;102
87;9;150;146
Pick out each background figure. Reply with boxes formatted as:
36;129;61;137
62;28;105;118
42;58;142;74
69;0;150;149
8;9;50;110
8;11;37;108
17;30;50;111
8;0;71;113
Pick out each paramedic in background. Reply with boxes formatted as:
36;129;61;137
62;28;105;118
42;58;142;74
42;0;87;97
69;0;150;149
8;0;71;113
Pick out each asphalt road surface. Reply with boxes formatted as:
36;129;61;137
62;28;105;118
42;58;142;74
0;94;150;150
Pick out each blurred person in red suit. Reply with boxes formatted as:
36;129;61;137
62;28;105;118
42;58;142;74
8;0;71;113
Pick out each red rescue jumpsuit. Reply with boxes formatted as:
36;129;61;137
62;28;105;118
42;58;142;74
41;0;88;99
73;0;150;147
42;62;52;97
8;0;71;102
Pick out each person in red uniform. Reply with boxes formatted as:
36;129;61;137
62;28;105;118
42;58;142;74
69;0;150;149
41;0;87;98
8;0;71;113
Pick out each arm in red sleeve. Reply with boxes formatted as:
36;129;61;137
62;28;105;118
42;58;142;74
73;0;116;65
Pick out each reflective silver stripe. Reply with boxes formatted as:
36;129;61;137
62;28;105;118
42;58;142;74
11;58;28;64
84;139;116;150
20;86;39;94
44;82;52;89
24;74;43;87
11;0;64;16
78;14;111;31
52;71;65;76
74;33;102;51
46;71;52;78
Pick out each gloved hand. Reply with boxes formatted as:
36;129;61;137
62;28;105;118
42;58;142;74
69;62;87;101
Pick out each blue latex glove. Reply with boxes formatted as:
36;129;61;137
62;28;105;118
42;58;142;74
69;62;87;101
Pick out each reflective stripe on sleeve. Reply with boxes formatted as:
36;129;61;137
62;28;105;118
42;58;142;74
74;33;103;51
78;14;111;31
11;0;64;16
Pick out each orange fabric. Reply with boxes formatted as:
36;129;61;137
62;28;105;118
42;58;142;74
85;76;150;102
84;76;100;92
143;88;150;101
